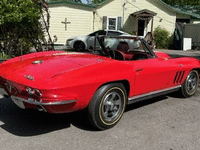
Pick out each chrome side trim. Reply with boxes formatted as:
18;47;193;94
32;60;44;64
11;96;77;106
128;85;181;105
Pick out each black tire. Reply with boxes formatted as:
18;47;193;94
88;83;127;130
74;41;85;51
180;70;199;97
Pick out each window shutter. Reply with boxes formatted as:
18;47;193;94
103;16;107;30
117;17;122;30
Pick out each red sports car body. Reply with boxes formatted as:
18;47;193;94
0;36;199;130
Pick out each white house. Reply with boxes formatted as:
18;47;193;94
47;0;200;44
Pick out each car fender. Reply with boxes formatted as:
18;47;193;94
72;36;89;49
47;61;135;110
166;57;200;84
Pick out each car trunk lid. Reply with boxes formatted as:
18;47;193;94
0;51;110;87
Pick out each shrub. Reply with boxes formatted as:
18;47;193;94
154;26;170;49
0;52;11;60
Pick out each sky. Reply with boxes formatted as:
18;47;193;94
81;0;90;4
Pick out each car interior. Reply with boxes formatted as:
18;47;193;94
100;37;155;61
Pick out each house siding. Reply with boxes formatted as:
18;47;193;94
94;0;124;31
47;0;199;44
95;0;177;35
48;4;93;44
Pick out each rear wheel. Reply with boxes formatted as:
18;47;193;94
74;41;85;51
180;70;199;97
88;83;127;130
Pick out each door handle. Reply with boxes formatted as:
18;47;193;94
136;68;143;72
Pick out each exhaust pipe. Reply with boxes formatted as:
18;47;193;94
37;105;47;112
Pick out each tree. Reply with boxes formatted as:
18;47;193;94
162;0;200;6
0;0;50;57
162;0;200;19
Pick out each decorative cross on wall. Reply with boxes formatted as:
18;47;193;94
61;18;71;31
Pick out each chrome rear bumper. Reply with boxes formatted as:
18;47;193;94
11;95;77;106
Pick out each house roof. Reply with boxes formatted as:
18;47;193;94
48;0;97;8
131;9;157;17
48;0;200;19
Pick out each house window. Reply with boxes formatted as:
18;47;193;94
103;16;122;30
108;17;117;30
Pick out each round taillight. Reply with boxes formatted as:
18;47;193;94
26;87;42;97
26;87;35;95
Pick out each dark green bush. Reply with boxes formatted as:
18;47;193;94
154;26;170;49
0;52;11;60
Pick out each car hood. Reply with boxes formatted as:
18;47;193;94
0;51;111;88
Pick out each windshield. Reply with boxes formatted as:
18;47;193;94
104;38;140;50
92;36;155;61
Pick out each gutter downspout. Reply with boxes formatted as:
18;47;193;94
122;1;126;27
93;10;96;32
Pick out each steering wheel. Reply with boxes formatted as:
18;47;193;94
109;50;124;60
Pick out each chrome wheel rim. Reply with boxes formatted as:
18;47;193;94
78;44;83;50
101;91;122;122
186;72;197;93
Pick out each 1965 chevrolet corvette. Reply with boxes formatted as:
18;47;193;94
0;36;199;130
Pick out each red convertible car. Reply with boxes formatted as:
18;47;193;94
0;36;199;130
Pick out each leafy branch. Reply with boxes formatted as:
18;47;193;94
0;0;51;57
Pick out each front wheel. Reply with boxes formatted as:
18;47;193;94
74;41;85;51
180;70;199;97
88;83;127;130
